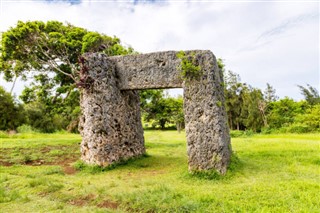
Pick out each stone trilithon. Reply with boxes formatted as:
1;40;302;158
78;50;231;174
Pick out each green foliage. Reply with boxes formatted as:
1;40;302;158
285;123;311;133
240;87;265;132
223;70;266;132
275;104;320;133
140;90;184;130
0;131;9;138
267;97;307;129
0;20;132;82
1;21;318;134
230;130;245;138
177;51;202;81
16;124;36;133
294;104;320;131
264;83;278;103
224;70;243;130
222;68;317;133
298;84;320;105
0;86;25;130
0;21;133;133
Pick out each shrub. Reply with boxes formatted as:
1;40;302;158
230;130;254;137
0;131;9;138
294;104;320;132
261;127;274;134
286;123;311;133
16;125;35;133
230;130;244;138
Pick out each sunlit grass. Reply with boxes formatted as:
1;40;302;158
0;131;319;212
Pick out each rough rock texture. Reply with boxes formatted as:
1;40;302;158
79;54;145;166
183;51;231;174
109;51;183;90
79;50;231;174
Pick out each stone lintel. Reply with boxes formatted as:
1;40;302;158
109;50;210;90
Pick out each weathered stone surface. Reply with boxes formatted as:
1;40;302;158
79;50;231;174
79;54;145;166
109;51;183;90
183;51;231;174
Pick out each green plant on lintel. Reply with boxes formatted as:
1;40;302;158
176;51;202;81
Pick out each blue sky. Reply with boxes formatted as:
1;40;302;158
0;0;319;100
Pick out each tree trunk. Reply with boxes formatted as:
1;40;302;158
229;114;233;130
177;122;181;133
10;76;18;95
160;119;166;129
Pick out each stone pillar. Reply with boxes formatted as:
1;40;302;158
183;51;231;174
79;53;145;166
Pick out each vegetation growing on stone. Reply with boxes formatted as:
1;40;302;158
176;50;202;81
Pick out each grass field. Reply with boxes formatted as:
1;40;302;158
0;131;319;212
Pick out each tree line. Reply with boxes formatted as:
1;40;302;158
0;21;319;133
221;64;319;133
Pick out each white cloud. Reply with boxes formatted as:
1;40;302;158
0;0;319;100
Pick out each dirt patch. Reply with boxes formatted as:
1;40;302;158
69;194;96;207
38;192;49;197
0;160;13;166
69;199;87;207
25;159;45;166
97;200;119;209
40;147;52;153
0;145;79;167
63;166;77;175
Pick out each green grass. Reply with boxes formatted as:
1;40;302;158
0;131;319;212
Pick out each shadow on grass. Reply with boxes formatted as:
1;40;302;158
145;142;183;149
181;152;244;181
73;153;185;174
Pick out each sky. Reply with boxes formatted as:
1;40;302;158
0;0;319;100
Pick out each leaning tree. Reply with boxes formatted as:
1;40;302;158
0;21;133;132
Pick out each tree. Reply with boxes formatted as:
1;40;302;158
141;90;170;129
140;90;184;130
240;87;264;132
0;21;133;132
0;21;132;83
298;84;320;105
295;104;320;131
258;83;278;127
0;86;25;130
224;70;243;130
223;68;267;132
170;96;184;133
264;83;278;103
267;97;308;129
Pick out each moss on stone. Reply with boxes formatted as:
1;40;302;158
177;51;202;81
